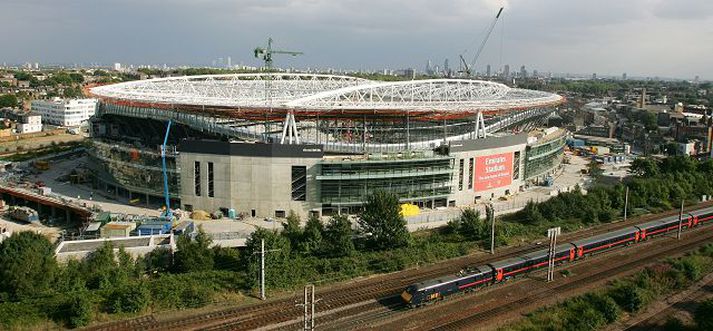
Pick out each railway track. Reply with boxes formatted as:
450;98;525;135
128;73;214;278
425;226;713;330
82;202;713;331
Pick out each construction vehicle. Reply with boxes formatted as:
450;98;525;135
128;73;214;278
254;37;303;69
459;7;504;76
8;206;39;223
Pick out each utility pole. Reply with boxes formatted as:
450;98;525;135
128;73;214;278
677;199;684;240
254;238;281;300
547;227;561;282
296;284;320;330
260;239;265;300
487;203;495;254
624;186;629;221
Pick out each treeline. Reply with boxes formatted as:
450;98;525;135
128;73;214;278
503;244;713;331
0;230;245;328
508;156;713;235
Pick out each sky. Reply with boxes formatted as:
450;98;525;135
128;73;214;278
1;0;712;80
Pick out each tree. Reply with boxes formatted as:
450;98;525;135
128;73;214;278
588;160;604;180
0;94;18;108
455;208;485;240
358;190;410;250
630;157;660;177
173;227;214;273
282;211;303;251
64;291;94;328
323;214;355;257
242;228;291;289
695;298;713;330
0;231;58;300
300;214;323;255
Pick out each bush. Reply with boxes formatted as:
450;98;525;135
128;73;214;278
64;292;94;328
695;299;713;330
107;283;151;314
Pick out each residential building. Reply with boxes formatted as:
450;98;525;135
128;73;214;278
16;114;42;134
31;98;97;127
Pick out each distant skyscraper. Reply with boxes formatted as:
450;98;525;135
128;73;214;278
592;73;597;80
113;63;122;71
622;73;627;80
533;70;539;78
694;75;700;84
520;65;527;78
443;59;450;75
426;60;433;75
227;57;232;68
503;64;510;78
486;64;491;77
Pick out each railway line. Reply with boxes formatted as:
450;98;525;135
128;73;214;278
82;202;713;331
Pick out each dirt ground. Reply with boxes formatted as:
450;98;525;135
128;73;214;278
0;133;83;154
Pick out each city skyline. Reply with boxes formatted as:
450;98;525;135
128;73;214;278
1;0;712;80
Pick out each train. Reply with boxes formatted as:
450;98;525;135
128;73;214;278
400;206;713;307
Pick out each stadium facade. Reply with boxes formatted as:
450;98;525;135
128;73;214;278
88;74;566;218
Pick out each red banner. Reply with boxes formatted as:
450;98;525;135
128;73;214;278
474;152;513;191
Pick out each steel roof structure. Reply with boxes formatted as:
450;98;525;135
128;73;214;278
90;73;564;115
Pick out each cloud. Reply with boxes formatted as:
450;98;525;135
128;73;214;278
0;0;710;79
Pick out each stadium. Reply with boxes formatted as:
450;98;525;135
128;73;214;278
88;73;566;218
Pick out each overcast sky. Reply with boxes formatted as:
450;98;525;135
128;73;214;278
1;0;712;79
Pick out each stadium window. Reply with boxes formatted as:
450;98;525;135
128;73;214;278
291;165;307;201
458;159;464;191
513;151;521;180
468;157;474;190
194;161;201;196
208;162;214;198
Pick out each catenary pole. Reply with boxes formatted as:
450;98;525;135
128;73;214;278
624;186;629;221
677;199;684;240
261;239;265;300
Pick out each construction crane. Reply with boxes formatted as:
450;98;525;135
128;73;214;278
160;120;172;221
254;37;303;70
460;7;504;76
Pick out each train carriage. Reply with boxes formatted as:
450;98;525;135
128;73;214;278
488;257;528;282
519;244;577;271
571;226;640;257
636;215;690;240
693;207;713;225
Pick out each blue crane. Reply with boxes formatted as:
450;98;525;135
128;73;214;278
161;120;173;220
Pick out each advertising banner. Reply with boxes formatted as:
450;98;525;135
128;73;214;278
474;152;513;191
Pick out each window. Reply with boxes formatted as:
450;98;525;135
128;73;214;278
468;157;474;190
458;159;464;191
275;210;286;218
208;162;214;197
291;166;307;201
513;151;521;180
194;161;201;196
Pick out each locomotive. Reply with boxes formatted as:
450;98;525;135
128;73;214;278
401;206;713;307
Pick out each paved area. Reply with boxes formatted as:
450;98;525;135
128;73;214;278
32;156;161;217
406;153;591;231
0;215;61;242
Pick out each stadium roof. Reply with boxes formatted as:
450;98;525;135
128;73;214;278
90;73;564;114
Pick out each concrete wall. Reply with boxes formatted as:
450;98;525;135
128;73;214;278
179;142;322;219
448;135;527;205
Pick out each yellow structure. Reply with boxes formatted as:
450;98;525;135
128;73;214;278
400;203;420;217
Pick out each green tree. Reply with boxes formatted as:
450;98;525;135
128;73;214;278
0;231;58;300
173;227;214;273
64;291;94;328
0;94;18;108
456;208;485;240
629;157;660;177
69;73;84;84
282;211;303;251
107;283;151;314
139;246;173;275
695;299;713;330
358;190;410;250
300;214;323;255
242;228;292;289
323;214;355;257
